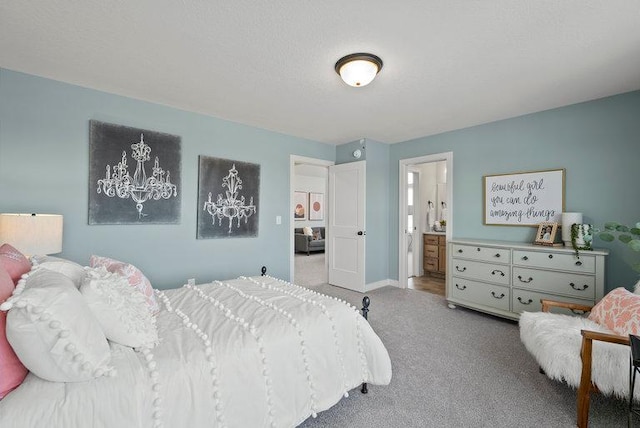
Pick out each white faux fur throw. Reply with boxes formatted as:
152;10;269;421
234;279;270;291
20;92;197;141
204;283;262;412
519;311;638;401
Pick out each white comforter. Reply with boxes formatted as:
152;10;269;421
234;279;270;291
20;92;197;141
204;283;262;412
0;276;392;428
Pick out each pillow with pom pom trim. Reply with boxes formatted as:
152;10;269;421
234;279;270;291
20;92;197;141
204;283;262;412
80;266;158;348
0;267;114;382
30;255;85;288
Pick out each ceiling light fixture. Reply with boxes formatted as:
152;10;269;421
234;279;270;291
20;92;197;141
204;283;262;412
335;53;383;87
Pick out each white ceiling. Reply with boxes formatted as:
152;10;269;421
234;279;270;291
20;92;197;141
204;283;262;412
1;1;639;145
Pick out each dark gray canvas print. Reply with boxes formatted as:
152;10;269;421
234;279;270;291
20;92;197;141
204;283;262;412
197;156;260;239
89;120;181;224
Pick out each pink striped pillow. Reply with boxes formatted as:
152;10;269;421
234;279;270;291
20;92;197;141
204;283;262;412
0;265;28;399
588;287;640;336
89;255;159;314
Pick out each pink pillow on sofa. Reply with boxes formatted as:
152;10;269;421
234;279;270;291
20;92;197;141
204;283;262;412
89;255;159;314
0;244;31;284
0;264;28;399
588;287;640;336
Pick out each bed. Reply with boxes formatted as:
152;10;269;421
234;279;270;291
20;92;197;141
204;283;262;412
0;257;392;428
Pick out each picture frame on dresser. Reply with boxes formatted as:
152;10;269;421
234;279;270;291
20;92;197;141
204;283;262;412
534;222;558;245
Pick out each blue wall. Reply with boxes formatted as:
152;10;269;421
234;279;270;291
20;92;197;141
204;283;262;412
0;69;334;289
389;91;640;291
2;68;639;292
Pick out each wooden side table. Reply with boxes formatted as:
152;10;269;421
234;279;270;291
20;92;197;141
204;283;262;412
630;334;640;426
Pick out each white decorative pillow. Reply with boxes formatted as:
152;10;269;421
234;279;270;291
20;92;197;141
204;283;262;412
0;267;113;382
89;255;160;314
80;266;158;348
30;255;86;288
302;226;313;236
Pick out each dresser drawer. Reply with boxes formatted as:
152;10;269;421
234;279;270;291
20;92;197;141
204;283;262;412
438;236;446;245
512;289;593;315
424;258;438;272
424;244;438;257
513;250;595;273
451;278;510;311
452;244;511;264
451;259;510;285
424;235;439;245
512;267;595;300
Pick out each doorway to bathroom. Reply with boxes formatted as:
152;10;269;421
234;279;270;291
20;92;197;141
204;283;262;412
398;152;452;295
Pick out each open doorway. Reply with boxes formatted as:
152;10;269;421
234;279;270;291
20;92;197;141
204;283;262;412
290;156;334;286
398;152;453;294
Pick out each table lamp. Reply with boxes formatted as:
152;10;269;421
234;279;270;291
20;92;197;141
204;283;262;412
0;213;63;256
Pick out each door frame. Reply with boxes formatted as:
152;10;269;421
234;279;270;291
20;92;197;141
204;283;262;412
289;155;334;282
407;167;422;277
398;152;453;289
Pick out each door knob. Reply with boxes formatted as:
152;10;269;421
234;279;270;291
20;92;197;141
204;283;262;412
357;231;366;236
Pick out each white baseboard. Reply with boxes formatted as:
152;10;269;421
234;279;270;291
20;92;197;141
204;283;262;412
365;279;399;292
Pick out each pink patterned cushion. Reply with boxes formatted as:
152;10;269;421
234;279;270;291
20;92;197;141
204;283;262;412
89;255;159;314
588;287;640;336
0;244;31;284
0;265;28;398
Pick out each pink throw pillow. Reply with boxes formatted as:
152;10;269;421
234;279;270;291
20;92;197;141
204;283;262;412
0;244;31;284
89;255;159;314
0;265;28;398
588;287;640;336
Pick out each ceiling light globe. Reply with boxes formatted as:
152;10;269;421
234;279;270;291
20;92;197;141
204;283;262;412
335;53;383;87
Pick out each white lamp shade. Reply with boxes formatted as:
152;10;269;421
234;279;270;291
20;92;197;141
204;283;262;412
0;213;63;256
338;59;380;87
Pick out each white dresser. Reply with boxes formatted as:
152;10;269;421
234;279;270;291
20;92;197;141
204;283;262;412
446;238;608;320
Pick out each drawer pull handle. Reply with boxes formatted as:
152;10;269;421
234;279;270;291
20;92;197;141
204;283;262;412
517;275;533;283
455;284;467;290
517;297;533;305
522;256;529;261
494;253;501;258
477;248;481;251
455;266;467;272
491;269;505;277
491;292;505;299
569;282;589;291
458;249;463;253
548;254;553;259
575;261;583;266
571;309;588;315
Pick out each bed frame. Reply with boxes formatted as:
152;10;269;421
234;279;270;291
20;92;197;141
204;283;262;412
260;266;371;394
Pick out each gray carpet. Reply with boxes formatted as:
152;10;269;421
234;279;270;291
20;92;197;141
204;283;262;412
298;284;630;428
294;252;327;287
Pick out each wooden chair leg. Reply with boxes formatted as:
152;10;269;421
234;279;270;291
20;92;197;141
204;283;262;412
577;335;594;428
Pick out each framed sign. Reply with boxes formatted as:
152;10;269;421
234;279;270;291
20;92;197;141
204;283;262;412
483;169;565;226
294;191;307;220
308;192;324;221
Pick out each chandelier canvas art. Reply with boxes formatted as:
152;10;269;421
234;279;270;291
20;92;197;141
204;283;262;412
89;121;181;224
197;156;260;239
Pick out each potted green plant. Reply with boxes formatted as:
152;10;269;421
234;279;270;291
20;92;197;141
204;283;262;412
570;223;593;258
597;221;640;272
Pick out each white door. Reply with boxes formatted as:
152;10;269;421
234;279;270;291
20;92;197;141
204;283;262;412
328;161;366;292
